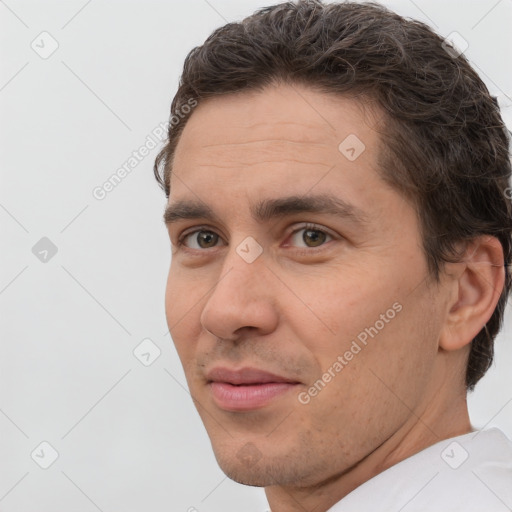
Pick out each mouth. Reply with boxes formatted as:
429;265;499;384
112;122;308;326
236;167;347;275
205;366;301;412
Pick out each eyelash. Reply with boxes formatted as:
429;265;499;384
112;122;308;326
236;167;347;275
176;223;336;252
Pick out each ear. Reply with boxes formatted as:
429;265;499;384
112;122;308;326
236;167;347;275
440;236;505;351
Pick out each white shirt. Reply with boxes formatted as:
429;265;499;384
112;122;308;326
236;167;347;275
327;428;512;511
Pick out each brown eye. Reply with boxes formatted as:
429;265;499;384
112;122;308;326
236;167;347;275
303;229;327;247
290;227;332;248
183;230;221;249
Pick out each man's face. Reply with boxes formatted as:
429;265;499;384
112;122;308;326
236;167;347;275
164;84;448;487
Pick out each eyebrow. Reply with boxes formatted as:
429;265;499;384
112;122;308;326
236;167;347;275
163;194;369;226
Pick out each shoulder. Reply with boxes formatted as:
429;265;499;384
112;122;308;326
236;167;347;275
329;429;512;512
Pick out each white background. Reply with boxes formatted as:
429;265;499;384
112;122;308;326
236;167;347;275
1;1;511;511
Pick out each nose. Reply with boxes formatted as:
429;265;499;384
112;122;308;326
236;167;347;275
199;247;279;341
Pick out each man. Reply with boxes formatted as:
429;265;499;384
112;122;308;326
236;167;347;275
154;1;512;510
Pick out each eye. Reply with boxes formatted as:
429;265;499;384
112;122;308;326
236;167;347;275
288;225;333;248
180;229;224;249
177;224;335;252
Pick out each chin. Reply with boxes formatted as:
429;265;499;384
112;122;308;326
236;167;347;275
212;443;320;489
211;443;276;487
223;468;271;487
215;458;271;487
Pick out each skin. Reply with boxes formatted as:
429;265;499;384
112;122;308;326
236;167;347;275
163;83;504;512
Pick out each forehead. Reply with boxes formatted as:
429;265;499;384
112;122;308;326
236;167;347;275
170;84;384;207
175;85;379;158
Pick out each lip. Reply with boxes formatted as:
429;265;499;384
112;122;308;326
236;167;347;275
206;366;301;411
206;366;299;385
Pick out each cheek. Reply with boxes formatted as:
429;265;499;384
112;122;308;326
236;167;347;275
165;268;205;358
287;263;402;355
164;269;180;322
165;263;205;321
288;258;439;395
301;277;440;417
293;291;440;468
164;269;180;330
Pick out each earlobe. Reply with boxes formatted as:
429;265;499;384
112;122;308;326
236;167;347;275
439;236;505;352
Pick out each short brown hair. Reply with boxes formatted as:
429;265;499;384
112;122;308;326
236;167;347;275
154;0;512;390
